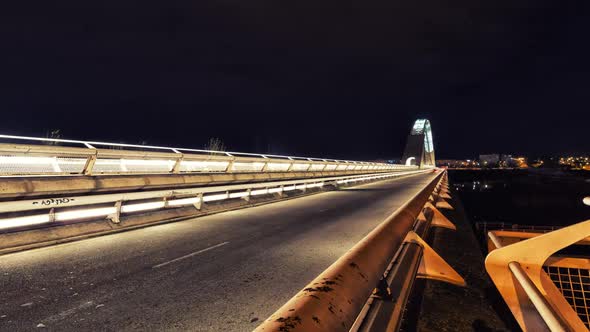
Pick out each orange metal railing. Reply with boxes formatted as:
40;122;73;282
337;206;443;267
255;170;465;332
485;223;590;331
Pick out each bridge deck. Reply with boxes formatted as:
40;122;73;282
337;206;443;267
0;172;437;331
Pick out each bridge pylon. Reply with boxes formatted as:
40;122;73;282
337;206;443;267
401;119;436;168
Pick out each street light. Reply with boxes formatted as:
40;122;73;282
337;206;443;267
584;197;590;206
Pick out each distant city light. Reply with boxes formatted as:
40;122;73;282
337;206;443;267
439;154;590;170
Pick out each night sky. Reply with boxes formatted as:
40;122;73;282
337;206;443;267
1;1;589;160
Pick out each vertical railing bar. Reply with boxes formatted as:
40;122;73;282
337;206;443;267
508;262;568;332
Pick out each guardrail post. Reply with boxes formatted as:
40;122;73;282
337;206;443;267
225;160;234;173
171;155;183;174
405;231;465;286
278;185;284;197
193;193;203;210
82;155;97;176
424;202;456;230
243;189;252;202
435;199;454;210
48;208;55;223
107;201;122;224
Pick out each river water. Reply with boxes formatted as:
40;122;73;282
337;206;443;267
449;169;590;227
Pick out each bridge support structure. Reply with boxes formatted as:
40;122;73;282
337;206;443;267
401;119;436;168
485;222;590;331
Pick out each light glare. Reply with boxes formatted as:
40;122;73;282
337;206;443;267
0;214;51;231
168;197;201;206
203;193;229;202
55;207;117;221
228;191;249;199
121;201;166;213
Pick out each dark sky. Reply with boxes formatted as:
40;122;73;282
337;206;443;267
1;0;589;160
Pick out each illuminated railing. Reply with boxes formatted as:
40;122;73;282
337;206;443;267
0;170;430;232
0;134;416;177
485;224;590;331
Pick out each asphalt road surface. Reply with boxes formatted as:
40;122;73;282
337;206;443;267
0;172;437;331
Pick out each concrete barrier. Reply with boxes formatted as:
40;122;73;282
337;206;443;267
0;169;400;199
0;186;324;255
0;170;429;255
254;171;447;332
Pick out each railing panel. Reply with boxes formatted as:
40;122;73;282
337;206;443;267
290;163;310;171
324;164;338;171
544;266;590;330
230;162;266;172
179;160;230;172
266;163;292;172
0;135;417;177
308;164;326;171
92;159;176;174
0;155;88;175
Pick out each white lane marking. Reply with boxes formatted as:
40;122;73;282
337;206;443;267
43;301;95;323
152;242;229;269
54;301;94;320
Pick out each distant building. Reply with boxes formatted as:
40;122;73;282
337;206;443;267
436;160;465;168
479;154;500;167
499;154;515;167
517;157;529;168
436;159;480;168
559;155;590;170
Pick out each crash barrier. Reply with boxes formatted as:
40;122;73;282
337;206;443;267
255;170;466;332
0;170;430;234
485;223;590;331
0;134;416;177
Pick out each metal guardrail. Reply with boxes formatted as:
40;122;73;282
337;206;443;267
485;222;590;331
476;222;560;234
475;222;561;251
0;134;416;176
254;170;465;332
0;169;430;232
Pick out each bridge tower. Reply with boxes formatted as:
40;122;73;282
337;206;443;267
401;119;436;168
